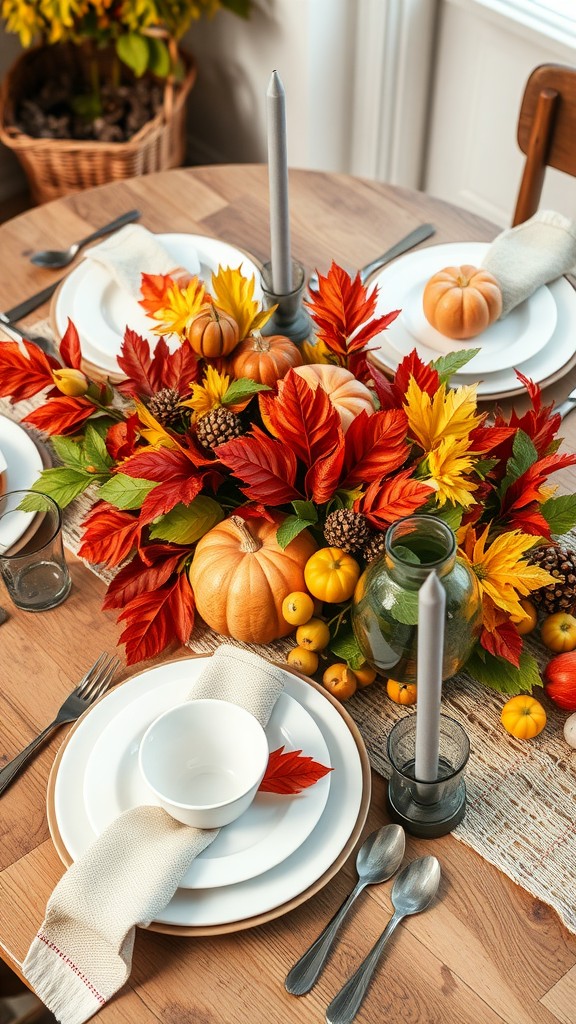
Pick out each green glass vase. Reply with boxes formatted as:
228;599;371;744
351;515;482;684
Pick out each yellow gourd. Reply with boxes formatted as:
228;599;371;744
500;695;546;739
304;547;361;603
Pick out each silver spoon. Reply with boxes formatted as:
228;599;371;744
285;824;405;996
326;855;441;1024
307;223;436;293
29;209;141;268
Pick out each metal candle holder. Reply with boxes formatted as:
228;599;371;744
260;259;311;344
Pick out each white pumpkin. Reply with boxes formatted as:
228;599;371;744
294;364;374;433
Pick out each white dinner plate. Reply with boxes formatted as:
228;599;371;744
371;242;557;376
53;234;263;375
52;658;367;928
372;256;576;400
83;689;331;890
0;416;43;552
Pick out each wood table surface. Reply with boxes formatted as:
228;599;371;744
0;165;575;1024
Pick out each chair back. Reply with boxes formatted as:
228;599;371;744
513;63;576;226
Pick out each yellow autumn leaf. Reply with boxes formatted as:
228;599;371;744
211;265;273;339
404;377;483;453
459;524;557;619
150;277;206;338
134;400;181;450
180;365;231;420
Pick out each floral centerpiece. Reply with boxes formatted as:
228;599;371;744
1;261;575;700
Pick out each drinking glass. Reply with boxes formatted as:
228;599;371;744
0;490;71;611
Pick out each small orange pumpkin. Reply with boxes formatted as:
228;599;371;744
294;364;374;432
229;331;303;385
422;265;502;340
500;695;546;739
188;513;317;644
187;304;240;358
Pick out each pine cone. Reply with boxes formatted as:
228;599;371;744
196;407;244;451
362;530;387;564
529;545;576;614
323;509;370;554
147;387;182;427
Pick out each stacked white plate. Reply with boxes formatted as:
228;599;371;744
0;415;44;554
48;657;371;936
51;235;263;377
370;242;576;400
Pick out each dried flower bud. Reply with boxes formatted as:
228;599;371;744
52;368;89;397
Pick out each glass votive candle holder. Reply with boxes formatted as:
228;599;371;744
260;258;311;343
386;714;470;838
0;490;71;612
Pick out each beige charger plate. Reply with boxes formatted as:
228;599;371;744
46;655;372;937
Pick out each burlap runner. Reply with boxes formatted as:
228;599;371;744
1;333;574;935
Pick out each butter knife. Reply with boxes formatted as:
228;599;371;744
0;278;65;325
556;387;576;421
307;223;436;293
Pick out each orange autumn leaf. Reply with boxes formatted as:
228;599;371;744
258;746;333;794
306;262;400;361
139;272;178;315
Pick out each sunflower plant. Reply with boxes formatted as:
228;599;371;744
1;260;575;692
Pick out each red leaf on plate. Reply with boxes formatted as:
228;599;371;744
0;339;60;402
117;571;195;664
79;502;142;568
103;543;189;609
23;395;95;435
59;318;82;370
258;746;333;795
139;271;175;315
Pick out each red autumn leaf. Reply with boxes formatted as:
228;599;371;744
306;263;399;358
468;424;517;456
59;318;82;370
141;474;205;522
156;337;200;393
258;745;333;794
217;426;303;504
116;329;200;398
502;452;576;516
23;395;95;435
480;622;523;668
305;442;345;504
122;445;199;482
266;371;342;469
106;415;140;461
79;502;142;568
368;362;399;410
233;504;277;523
0;339;60;402
103;543;189;609
139;272;176;314
341;409;409;487
359;469;432;528
118;571;195;664
505;503;552;538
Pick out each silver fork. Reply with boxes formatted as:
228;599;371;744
0;652;119;796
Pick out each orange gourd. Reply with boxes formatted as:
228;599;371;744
386;679;417;705
229;331;303;385
187;305;240;358
188;513;317;644
500;695;546;739
294;364;374;433
422;265;502;340
304;547;361;603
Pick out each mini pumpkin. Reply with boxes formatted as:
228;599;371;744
293;364;374;433
500;695;546;739
188;513;317;644
422;265;502;340
386;679;417;705
304;547;361;603
229;331;303;385
187;304;240;358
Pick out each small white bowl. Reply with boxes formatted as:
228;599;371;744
138;699;269;828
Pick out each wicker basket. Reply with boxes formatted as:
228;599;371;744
0;44;196;204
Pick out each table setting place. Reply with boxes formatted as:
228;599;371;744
1;72;576;1024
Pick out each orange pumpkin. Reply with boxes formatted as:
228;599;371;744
187;305;240;358
422;265;502;340
188;513;317;644
386;679;417;705
294;364;374;432
229;331;303;385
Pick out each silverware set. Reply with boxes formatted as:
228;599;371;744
285;824;441;1024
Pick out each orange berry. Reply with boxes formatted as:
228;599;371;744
287;646;319;676
282;591;315;626
296;617;331;652
386;679;417;705
512;599;538;636
322;663;357;701
354;664;377;688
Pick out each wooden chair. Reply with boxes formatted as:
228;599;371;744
513;63;576;226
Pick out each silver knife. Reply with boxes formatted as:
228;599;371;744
556;387;576;421
307;223;436;293
0;278;65;325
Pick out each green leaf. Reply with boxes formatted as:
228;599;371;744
83;424;113;474
392;544;421;565
276;516;312;550
328;629;366;671
97;474;157;510
499;429;538;498
222;378;270;405
24;468;92;508
50;435;86;471
464;648;541;695
473;457;499;480
433;349;481;383
433;504;463;533
291;500;318;523
146;37;171;78
541;494;576;537
149;496;224;544
116;33;150;77
17;492;59;514
389;588;420;626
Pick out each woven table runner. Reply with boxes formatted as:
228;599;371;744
1;340;575;936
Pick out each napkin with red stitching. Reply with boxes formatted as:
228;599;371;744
482;209;576;317
23;644;285;1024
83;222;200;296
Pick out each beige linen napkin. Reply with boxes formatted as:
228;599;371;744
482;209;576;317
23;644;285;1024
83;223;200;296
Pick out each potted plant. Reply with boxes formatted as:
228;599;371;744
0;0;252;202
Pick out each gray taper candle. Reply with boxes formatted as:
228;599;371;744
267;71;293;295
